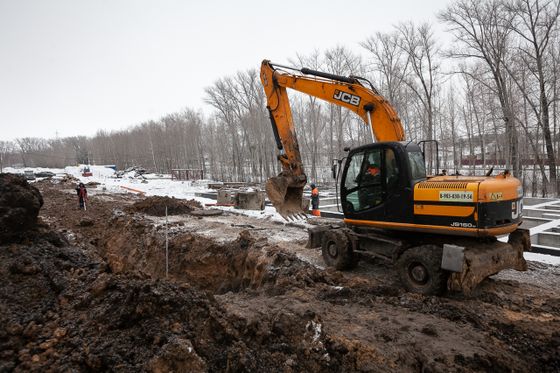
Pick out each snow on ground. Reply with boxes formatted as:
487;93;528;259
3;165;559;265
63;165;293;224
524;252;560;265
3;166;66;175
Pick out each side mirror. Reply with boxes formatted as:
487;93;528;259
331;163;338;179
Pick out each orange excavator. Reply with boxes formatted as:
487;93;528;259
260;60;531;294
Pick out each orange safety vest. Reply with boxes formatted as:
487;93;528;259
311;187;319;197
368;166;380;176
311;187;320;216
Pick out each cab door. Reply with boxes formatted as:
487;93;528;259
341;144;412;223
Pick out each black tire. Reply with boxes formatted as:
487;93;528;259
396;245;448;295
321;229;357;270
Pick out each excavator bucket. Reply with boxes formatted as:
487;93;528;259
446;229;531;294
265;175;306;219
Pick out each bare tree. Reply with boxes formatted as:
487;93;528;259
439;0;521;176
505;0;560;194
397;22;441;173
0;141;14;173
361;31;409;106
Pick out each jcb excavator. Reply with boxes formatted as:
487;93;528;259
260;60;531;295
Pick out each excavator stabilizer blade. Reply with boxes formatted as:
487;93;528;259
266;175;305;219
448;229;531;294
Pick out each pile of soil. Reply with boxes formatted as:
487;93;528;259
0;232;335;371
0;174;43;242
128;196;202;216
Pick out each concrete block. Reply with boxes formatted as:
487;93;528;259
217;189;237;205
235;190;265;210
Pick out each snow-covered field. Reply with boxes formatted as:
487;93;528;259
4;165;560;265
4;165;290;224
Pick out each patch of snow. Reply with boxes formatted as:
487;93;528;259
525;252;560;266
306;321;322;342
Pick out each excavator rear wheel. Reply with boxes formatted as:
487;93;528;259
397;245;448;296
321;229;357;270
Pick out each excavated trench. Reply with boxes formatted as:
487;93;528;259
100;210;335;295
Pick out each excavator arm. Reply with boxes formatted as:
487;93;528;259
260;60;405;217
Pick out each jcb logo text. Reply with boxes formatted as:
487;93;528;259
333;90;361;106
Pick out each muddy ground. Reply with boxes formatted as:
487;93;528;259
1;178;559;372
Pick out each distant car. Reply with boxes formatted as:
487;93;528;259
24;170;36;180
34;171;55;178
82;166;93;177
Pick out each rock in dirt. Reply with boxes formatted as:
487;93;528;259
77;217;94;227
128;196;202;216
0;174;43;242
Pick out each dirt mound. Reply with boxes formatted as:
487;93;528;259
0;174;43;242
128;196;202;216
0;234;226;371
1;226;356;372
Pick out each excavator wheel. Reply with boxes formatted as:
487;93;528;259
397;245;448;296
321;229;357;270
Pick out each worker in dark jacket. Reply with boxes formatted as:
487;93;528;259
310;183;320;216
76;182;88;210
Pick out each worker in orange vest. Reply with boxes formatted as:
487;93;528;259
310;183;320;216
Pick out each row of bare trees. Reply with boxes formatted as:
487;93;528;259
2;0;559;196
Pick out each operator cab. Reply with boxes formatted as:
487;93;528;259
341;142;425;224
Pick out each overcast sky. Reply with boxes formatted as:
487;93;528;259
0;0;451;141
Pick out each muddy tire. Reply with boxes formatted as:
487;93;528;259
321;229;356;270
397;245;448;295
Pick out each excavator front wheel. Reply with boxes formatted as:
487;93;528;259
397;245;449;296
321;229;357;270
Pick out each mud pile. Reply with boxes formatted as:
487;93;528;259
1;220;355;372
0;174;43;242
128;196;202;216
0;233;263;371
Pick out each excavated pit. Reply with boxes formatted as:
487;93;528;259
0;180;352;372
100;212;334;295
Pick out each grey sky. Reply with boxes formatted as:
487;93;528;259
0;0;451;141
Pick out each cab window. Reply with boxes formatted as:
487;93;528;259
343;148;401;213
408;151;426;180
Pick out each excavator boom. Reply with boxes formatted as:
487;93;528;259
260;60;404;217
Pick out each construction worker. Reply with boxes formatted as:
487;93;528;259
310;183;320;216
367;163;381;177
359;163;382;209
76;182;88;210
